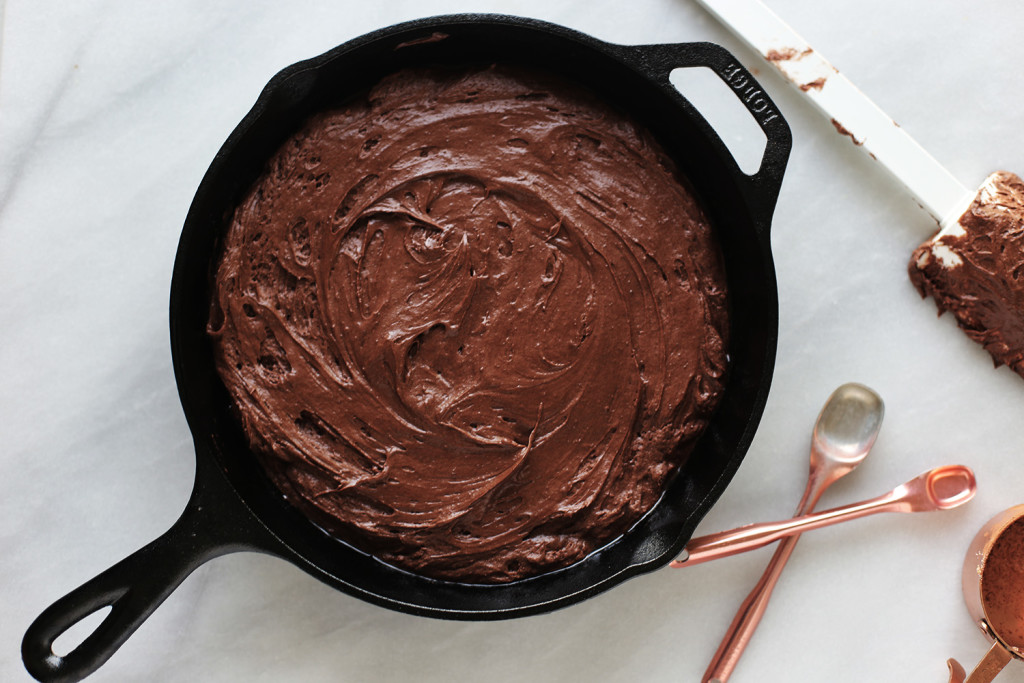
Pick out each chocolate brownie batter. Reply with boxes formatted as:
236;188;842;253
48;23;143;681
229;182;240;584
208;65;729;583
910;171;1024;377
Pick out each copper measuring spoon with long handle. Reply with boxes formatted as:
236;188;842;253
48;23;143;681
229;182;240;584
703;382;884;682
670;464;976;568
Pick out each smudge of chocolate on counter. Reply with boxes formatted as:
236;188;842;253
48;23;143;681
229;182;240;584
910;172;1024;379
395;32;449;49
831;118;863;146
800;77;826;92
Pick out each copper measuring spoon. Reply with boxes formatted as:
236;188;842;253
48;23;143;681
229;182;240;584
670;464;976;568
704;382;884;682
947;505;1024;683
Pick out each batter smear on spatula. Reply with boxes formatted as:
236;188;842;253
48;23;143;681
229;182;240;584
910;172;1024;376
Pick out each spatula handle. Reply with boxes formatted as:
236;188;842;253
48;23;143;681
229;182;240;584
695;0;972;226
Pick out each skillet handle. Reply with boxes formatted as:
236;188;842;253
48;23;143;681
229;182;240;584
22;455;276;683
624;42;792;227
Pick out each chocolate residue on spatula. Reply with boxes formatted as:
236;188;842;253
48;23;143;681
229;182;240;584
909;171;1024;377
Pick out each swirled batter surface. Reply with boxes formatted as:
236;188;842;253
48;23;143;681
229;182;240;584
208;66;729;583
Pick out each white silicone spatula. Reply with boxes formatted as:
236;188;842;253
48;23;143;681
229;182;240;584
696;0;1024;382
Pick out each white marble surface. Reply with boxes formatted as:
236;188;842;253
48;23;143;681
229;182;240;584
3;1;1024;681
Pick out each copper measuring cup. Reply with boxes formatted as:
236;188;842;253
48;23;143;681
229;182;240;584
947;505;1024;683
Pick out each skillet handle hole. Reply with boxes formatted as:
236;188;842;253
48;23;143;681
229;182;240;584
669;67;768;175
50;605;114;658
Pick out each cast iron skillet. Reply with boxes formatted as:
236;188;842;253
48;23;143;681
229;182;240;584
23;14;790;683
